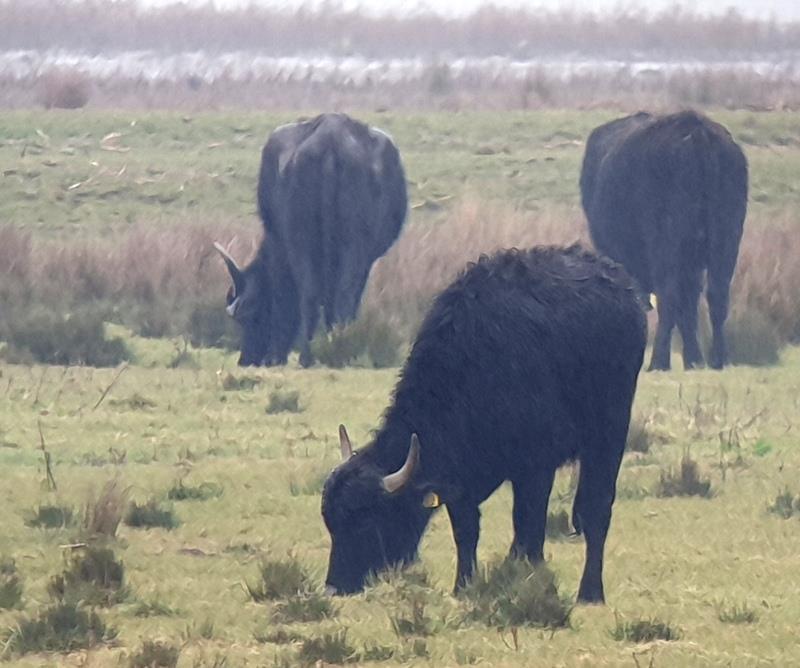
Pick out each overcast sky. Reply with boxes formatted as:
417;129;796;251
138;0;800;21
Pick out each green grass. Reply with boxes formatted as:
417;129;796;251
2;110;799;239
0;345;799;664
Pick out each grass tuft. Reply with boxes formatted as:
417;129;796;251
462;557;571;630
48;546;129;607
245;556;314;602
270;591;336;624
656;453;713;498
129;639;181;667
717;602;759;624
0;558;23;610
167;479;223;501
610;616;682;642
220;373;261;391
626;416;652;454
767;488;800;519
545;508;573;539
297;629;358;667
125;499;179;530
2;602;116;656
266;390;301;414
131;598;182;618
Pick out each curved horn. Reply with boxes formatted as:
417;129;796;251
339;424;353;460
382;434;420;494
213;242;245;295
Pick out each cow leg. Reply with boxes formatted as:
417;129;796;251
332;256;371;326
677;270;704;370
574;419;627;604
707;250;738;370
446;502;480;593
707;282;731;370
509;469;556;563
648;288;677;371
297;300;322;368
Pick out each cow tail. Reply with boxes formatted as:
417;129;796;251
321;149;338;329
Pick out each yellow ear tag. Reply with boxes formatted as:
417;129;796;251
422;492;441;509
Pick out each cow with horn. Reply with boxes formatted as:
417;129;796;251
215;113;407;367
321;245;647;603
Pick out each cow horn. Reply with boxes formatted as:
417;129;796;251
339;424;353;460
213;242;245;294
382;434;420;494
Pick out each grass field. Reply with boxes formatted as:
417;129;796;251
3;110;800;237
1;109;800;666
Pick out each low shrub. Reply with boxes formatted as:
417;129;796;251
610;616;682;642
0;558;23;610
125;499;179;530
129;640;181;668
462;557;571;630
48;546;128;607
187;302;239;350
656;453;713;498
2;602;116;656
1;307;131;367
724;307;784;366
25;504;75;529
311;314;403;369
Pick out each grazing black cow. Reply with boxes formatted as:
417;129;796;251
580;110;748;371
321;245;646;603
215;113;407;366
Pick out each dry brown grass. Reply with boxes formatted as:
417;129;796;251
1;199;798;358
364;199;586;336
82;479;131;538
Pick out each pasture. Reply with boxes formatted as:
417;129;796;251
1;110;800;666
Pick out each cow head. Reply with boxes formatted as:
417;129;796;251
214;242;270;366
321;425;425;594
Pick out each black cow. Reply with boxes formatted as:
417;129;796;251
580;110;748;371
321;245;646;603
215;113;407;366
